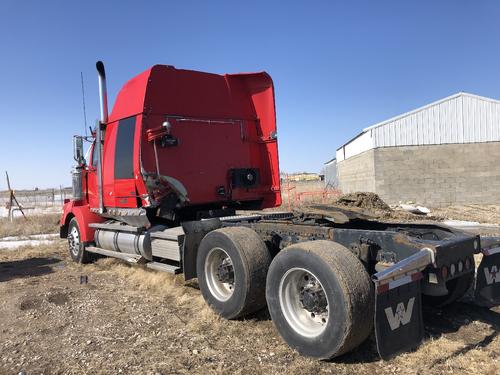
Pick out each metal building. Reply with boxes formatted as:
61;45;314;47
334;92;500;206
323;158;338;189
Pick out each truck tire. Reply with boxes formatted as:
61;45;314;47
424;271;474;307
266;240;374;359
67;218;95;264
196;227;271;319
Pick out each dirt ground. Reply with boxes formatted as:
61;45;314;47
1;205;500;374
0;241;498;374
432;205;500;226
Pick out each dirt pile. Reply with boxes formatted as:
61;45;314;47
331;192;440;223
335;192;391;211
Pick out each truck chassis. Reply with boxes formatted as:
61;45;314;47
60;61;500;360
61;207;500;360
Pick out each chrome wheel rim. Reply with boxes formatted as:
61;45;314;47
205;247;235;301
68;226;80;256
279;267;329;338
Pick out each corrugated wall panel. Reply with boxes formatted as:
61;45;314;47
371;93;500;149
324;160;338;188
463;95;472;142
421;109;427;144
336;131;374;161
494;104;500;140
456;96;464;143
338;93;500;162
415;111;421;144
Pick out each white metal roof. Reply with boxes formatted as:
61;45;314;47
336;92;500;162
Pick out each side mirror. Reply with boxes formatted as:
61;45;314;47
73;136;86;166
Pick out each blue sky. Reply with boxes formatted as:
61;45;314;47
1;1;500;189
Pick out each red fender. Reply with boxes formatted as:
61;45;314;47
60;200;106;242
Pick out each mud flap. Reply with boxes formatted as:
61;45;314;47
475;246;500;307
374;273;424;360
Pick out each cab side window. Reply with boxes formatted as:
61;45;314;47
114;116;136;179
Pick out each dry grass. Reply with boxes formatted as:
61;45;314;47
432;205;500;225
88;258;221;329
0;240;66;263
1;203;500;373
0;240;499;374
0;214;60;238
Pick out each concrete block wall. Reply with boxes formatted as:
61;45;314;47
337;149;376;193
337;142;500;207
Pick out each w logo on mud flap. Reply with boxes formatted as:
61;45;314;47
384;297;415;331
484;265;499;285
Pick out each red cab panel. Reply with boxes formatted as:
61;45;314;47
94;65;281;213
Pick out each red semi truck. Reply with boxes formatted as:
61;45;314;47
61;62;500;360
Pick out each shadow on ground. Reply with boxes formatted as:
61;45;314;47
0;257;61;282
244;298;500;364
423;302;499;367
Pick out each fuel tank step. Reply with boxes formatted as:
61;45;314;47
151;226;185;262
151;226;185;241
86;246;147;264
89;222;142;233
146;262;181;274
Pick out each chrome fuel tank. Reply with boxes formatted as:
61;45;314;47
94;225;166;261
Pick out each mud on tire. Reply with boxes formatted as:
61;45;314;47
266;240;374;359
196;227;272;319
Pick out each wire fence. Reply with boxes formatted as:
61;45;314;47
0;187;73;210
1;180;340;217
281;177;342;211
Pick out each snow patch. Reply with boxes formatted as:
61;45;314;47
0;206;62;219
0;233;59;250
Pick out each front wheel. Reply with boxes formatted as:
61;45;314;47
266;240;374;359
67;218;94;264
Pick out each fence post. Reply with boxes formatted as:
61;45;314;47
286;174;291;211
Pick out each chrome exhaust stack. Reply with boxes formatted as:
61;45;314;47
96;61;108;123
95;61;107;214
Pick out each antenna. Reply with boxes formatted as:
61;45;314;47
80;72;88;136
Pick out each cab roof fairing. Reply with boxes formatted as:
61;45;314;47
107;65;277;126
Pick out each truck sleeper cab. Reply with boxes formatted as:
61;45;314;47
61;62;500;361
73;62;281;230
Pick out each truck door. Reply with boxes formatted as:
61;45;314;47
87;142;99;208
